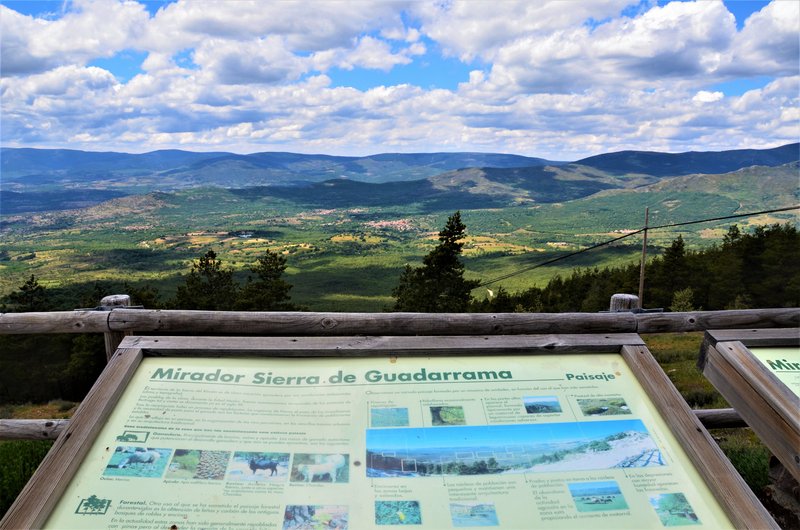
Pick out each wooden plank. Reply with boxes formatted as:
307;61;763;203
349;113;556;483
717;342;800;432
0;419;69;441
704;328;800;347
122;333;645;356
621;344;778;529
701;342;800;483
0;347;143;529
0;311;109;334
693;408;746;429
698;329;800;370
637;308;800;333
109;310;640;335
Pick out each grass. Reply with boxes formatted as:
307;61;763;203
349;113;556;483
0;440;53;516
0;401;72;518
641;332;771;496
643;333;729;409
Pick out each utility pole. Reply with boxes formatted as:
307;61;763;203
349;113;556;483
638;207;649;308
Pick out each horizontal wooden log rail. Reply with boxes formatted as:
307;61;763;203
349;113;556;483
1;306;792;441
0;410;750;441
2;307;798;336
0;420;70;441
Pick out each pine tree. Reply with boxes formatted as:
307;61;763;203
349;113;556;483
236;250;298;310
7;274;49;312
392;211;480;312
648;235;690;307
173;249;238;310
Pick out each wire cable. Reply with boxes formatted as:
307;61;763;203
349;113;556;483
475;204;799;289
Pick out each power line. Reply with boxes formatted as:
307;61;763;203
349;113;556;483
477;229;643;287
475;205;799;289
648;205;800;230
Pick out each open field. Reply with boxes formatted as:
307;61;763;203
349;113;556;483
4;182;790;310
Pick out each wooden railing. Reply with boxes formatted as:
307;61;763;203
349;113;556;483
2;306;797;341
1;305;798;440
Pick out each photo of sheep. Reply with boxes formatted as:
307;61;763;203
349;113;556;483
577;397;631;416
283;505;348;529
430;405;465;426
449;502;499;527
371;407;410;428
165;449;231;480
375;500;422;525
226;451;290;482
103;447;172;478
523;396;562;414
568;480;629;512
290;453;349;483
649;493;701;526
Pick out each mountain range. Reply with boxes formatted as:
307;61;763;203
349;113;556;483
1;143;798;215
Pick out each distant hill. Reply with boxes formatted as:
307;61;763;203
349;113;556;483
229;179;512;211
427;166;618;202
1;144;797;214
0;189;128;214
575;143;799;177
1;148;227;174
224;160;798;214
639;161;800;210
1;148;555;190
3;143;794;188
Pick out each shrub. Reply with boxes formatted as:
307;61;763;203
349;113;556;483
0;441;53;518
715;430;771;494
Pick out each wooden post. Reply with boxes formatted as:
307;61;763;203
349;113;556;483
638;207;649;307
100;295;131;361
609;293;640;312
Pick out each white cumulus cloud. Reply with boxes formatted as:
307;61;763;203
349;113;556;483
0;0;797;158
693;91;724;103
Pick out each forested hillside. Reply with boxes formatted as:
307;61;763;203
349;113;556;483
2;222;797;406
472;224;800;313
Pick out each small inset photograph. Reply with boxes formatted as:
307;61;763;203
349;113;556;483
577;397;631;416
226;451;290;482
166;449;231;480
114;430;149;443
290;453;349;483
104;447;172;478
523;396;562;414
449;502;499;527
568;480;629;512
371;407;410;428
283;504;348;529
430;406;466;426
375;500;422;525
649;493;701;526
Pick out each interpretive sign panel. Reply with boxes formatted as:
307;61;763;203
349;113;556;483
749;347;800;394
2;335;776;529
700;328;800;483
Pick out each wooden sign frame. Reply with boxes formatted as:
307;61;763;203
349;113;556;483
699;328;800;482
3;334;777;529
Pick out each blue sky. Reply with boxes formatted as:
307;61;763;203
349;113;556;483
1;0;797;159
366;419;650;451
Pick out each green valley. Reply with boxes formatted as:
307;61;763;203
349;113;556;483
1;146;798;311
